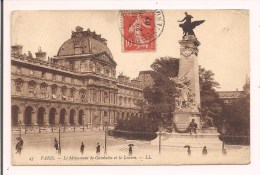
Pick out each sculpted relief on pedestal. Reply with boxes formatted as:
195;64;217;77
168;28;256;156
169;76;197;111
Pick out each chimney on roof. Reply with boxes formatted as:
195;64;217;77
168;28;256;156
75;26;83;32
11;44;23;55
35;46;47;61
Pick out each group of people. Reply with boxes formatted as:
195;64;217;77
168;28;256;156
186;146;227;156
80;142;133;156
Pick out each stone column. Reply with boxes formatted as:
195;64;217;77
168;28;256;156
100;110;103;125
74;110;79;125
90;109;93;125
18;111;24;124
88;89;92;102
64;112;68;125
109;110;114;124
43;111;49;126
55;111;59;125
31;111;37;126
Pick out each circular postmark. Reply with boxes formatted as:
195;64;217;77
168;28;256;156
119;10;165;46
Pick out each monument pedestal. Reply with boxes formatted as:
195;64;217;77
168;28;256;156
151;129;222;150
173;111;201;130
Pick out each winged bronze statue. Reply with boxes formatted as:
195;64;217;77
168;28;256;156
178;12;205;36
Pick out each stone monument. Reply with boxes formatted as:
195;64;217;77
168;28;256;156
151;12;222;149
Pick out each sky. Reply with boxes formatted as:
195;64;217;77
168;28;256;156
11;10;249;91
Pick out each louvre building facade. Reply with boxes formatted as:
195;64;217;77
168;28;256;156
11;26;143;130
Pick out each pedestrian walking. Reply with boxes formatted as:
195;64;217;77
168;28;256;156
128;144;134;156
96;142;100;155
16;137;23;154
80;142;84;155
202;146;208;156
184;145;191;156
54;137;59;151
223;149;227;156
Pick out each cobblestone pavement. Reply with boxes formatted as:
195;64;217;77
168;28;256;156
11;130;250;165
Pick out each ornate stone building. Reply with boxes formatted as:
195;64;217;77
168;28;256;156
11;26;143;129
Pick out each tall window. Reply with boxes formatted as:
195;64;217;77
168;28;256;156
52;74;56;81
104;92;108;103
93;91;97;102
42;71;46;79
40;83;48;98
51;85;57;99
61;87;67;100
16;67;21;74
28;81;36;97
70;88;75;101
15;79;23;95
62;76;66;82
29;70;34;76
119;97;122;106
80;89;87;102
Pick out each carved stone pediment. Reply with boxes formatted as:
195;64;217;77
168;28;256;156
95;52;116;65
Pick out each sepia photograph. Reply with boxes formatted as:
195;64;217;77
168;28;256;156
9;9;250;166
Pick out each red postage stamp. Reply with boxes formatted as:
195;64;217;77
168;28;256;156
120;10;164;52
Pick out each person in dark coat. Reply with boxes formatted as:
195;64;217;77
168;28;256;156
187;146;191;156
96;142;100;155
80;142;84;155
223;149;227;156
54;137;59;151
189;119;197;135
16;138;23;154
128;145;133;156
202;146;208;156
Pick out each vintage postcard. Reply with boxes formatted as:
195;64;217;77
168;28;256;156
10;10;250;166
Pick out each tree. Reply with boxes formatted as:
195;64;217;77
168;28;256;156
221;85;250;145
199;66;223;128
143;57;179;125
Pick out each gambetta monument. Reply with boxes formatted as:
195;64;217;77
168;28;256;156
152;12;222;149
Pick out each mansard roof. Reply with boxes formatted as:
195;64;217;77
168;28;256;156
56;27;114;60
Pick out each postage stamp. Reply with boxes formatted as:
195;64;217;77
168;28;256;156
120;10;164;52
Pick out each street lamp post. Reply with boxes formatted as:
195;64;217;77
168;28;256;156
82;119;85;131
158;124;163;155
221;120;227;155
104;122;108;155
19;120;22;138
58;123;62;155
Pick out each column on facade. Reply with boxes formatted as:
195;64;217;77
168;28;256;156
109;110;114;125
74;110;79;125
89;108;93;125
100;109;103;125
109;91;112;104
18;106;24;124
64;111;68;125
88;89;92;103
55;110;60;125
31;111;37;126
114;93;117;105
84;108;89;126
43;110;49;126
